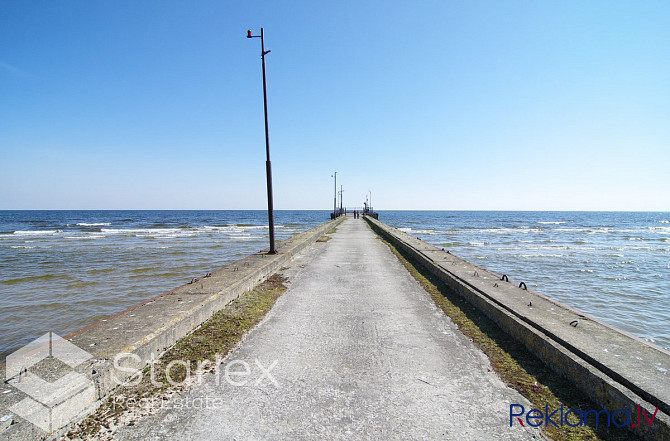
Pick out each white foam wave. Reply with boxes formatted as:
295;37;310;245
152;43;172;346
76;223;111;227
64;235;107;240
137;233;198;239
202;225;270;232
13;230;62;236
102;228;181;235
521;254;565;258
537;221;566;225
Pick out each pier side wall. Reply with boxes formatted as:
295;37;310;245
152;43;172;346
0;216;345;440
365;215;669;441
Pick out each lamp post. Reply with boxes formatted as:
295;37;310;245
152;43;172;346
247;28;276;254
369;190;372;213
340;185;343;213
331;172;337;216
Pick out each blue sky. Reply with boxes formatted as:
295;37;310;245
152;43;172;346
1;0;668;210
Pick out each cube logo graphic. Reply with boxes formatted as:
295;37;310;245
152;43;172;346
5;332;96;433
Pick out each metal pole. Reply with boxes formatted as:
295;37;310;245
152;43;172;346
248;28;276;254
340;185;343;213
333;172;337;216
369;190;372;213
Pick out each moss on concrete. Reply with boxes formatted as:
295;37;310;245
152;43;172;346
381;239;638;441
65;274;288;439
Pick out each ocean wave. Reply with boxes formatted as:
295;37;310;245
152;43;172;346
64;235;107;240
136;231;199;238
537;221;566;225
586;228;611;234
1;274;73;285
76;222;111;227
67;281;97;289
521;254;566;258
130;272;181;279
101;228;199;238
479;228;514;234
87;268;116;274
202;225;270;232
403;228;438;235
102;228;180;234
13;230;62;236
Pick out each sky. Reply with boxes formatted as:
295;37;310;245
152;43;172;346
1;0;668;211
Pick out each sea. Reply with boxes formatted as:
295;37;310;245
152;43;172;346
1;210;669;360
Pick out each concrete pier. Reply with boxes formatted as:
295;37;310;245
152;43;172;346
114;217;535;440
2;215;668;440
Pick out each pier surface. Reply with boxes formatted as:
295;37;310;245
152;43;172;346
116;217;535;440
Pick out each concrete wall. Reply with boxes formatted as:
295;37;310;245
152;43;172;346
1;216;345;440
366;216;669;441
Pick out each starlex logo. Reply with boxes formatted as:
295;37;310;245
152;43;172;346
510;403;659;429
5;332;96;434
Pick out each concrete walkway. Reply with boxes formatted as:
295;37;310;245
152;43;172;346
116;217;537;440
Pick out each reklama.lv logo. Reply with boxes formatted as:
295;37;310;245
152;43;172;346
510;403;659;429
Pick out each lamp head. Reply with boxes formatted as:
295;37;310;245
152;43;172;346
247;30;253;38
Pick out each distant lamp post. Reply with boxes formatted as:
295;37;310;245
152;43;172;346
247;28;276;254
340;185;344;213
368;190;372;213
331;172;337;217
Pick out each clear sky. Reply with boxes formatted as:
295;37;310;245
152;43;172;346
1;1;668;211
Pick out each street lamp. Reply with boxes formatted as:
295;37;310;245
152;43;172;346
368;190;372;213
247;28;276;254
339;185;344;214
331;172;337;217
